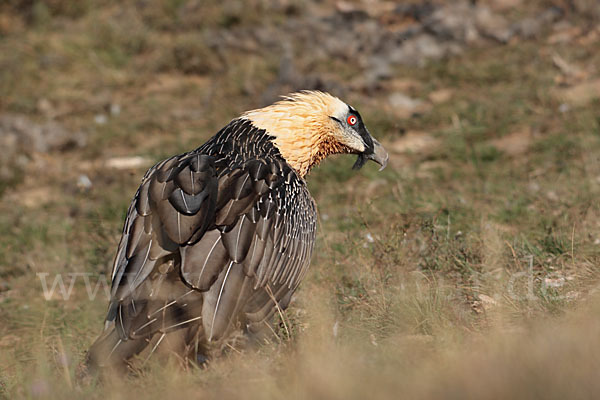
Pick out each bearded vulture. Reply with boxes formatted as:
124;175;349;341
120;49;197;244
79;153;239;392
86;91;388;371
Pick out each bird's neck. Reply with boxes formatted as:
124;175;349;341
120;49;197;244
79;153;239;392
242;117;341;177
273;133;350;177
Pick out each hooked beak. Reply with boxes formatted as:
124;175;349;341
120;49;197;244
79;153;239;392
368;138;388;171
352;137;388;171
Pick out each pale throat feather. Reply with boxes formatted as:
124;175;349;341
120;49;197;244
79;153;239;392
242;92;348;177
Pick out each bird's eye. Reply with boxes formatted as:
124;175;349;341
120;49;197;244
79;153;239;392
347;115;357;126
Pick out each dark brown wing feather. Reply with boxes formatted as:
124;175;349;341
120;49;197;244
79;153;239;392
105;119;317;346
109;152;218;304
197;160;317;340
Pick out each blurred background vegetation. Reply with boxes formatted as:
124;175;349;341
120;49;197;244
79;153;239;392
1;0;600;398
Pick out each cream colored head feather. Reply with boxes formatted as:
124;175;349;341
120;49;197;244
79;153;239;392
242;91;364;177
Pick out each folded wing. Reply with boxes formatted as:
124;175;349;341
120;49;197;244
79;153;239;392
107;150;317;343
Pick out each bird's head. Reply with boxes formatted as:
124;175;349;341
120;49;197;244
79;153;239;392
242;91;388;177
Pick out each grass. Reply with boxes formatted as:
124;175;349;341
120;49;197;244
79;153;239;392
1;1;600;398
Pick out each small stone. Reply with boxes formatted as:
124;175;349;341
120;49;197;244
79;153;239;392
527;182;540;193
491;128;532;156
388;92;430;118
109;103;121;116
428;89;453;104
475;6;512;43
370;333;378;346
554;79;600;107
510;7;563;39
77;174;92;191
37;98;53;116
332;321;339;337
565;291;580;300
478;294;499;310
94;114;108;125
391;131;438;153
105;156;151;170
424;3;479;44
544;276;565;288
546;191;559;201
389;92;421;109
481;0;523;11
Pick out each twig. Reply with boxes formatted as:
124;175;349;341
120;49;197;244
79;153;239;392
505;241;522;271
571;223;576;264
265;284;291;341
56;336;73;390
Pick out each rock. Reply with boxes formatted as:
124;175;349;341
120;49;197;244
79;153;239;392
36;98;53;117
411;33;450;60
558;103;570;113
77;174;93;191
388;78;422;92
544;276;565;289
390;131;438;153
366;56;393;83
335;1;366;18
578;26;600;46
570;0;600;19
491;128;533;156
512;17;543;39
480;0;524;11
388;33;452;66
552;53;588;85
478;293;499;308
388;93;430;118
94;114;108;125
109;103;121;116
11;187;58;208
422;2;516;44
0;114;85;185
423;2;480;44
547;23;582;45
394;2;437;22
510;7;563;39
193;0;568;92
428;89;454;104
546;190;559;202
474;5;512;43
553;79;600;107
363;1;397;18
0;115;84;154
527;182;540;193
105;156;152;170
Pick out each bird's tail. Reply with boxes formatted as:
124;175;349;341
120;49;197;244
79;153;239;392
85;272;208;375
85;325;150;374
85;308;206;376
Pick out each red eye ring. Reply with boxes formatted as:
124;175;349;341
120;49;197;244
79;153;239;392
347;115;357;126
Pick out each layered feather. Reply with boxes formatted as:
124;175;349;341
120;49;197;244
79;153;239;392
89;117;317;368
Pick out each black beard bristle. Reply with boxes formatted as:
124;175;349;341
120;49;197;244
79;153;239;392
352;154;367;170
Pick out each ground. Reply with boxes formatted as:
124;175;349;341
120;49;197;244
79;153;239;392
1;0;600;398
